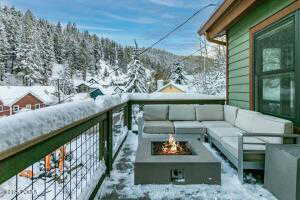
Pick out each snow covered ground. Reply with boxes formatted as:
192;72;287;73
97;132;276;200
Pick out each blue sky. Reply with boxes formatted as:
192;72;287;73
3;0;222;55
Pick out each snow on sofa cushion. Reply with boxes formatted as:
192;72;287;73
235;109;260;133
173;121;205;134
169;104;196;121
144;104;169;121
143;121;174;134
195;105;224;121
224;105;238;125
251;114;293;144
220;136;266;158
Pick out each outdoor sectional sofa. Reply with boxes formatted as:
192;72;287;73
138;104;299;182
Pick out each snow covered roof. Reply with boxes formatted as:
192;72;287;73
155;82;197;93
0;86;57;106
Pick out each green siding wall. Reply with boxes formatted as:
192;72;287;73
227;0;294;109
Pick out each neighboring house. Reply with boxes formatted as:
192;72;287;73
89;88;104;100
198;0;300;129
0;86;57;117
75;82;92;93
156;82;186;93
155;81;197;94
88;78;99;85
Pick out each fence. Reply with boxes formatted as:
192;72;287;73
0;94;225;200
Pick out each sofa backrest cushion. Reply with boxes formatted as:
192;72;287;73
144;104;169;121
169;104;195;121
235;109;259;132
224;105;238;125
251;114;293;144
195;104;224;121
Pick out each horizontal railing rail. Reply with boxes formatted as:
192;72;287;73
0;94;225;200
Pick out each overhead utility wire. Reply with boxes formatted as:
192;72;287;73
107;3;217;76
138;3;217;56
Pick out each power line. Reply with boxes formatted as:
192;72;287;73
138;3;217;56
106;3;216;77
177;48;203;63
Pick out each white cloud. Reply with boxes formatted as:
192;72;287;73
102;12;157;24
148;0;191;8
77;25;123;32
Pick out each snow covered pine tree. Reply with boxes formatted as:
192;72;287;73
170;62;187;85
124;41;151;93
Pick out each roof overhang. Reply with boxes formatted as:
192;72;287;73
198;0;260;41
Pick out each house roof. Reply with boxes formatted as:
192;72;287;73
155;82;197;93
198;0;260;39
0;86;57;106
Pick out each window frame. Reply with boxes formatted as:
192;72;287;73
13;105;19;113
0;105;3;112
252;11;300;127
26;104;31;109
35;104;40;109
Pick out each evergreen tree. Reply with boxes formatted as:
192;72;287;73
170;63;187;85
124;59;151;93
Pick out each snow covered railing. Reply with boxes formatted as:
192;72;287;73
0;93;225;200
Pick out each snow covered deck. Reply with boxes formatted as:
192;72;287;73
0;93;226;200
97;132;276;200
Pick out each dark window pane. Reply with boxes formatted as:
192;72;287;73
261;73;295;117
255;18;294;72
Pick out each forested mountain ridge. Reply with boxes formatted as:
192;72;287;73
0;6;201;86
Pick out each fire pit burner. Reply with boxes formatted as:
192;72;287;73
152;141;193;155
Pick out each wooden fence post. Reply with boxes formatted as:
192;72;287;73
99;122;105;161
127;102;132;130
105;110;113;174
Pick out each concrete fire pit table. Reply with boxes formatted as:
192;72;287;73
134;134;221;185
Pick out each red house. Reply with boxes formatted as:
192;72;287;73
0;86;57;117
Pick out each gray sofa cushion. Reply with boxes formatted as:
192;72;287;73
195;105;224;121
201;121;233;128
208;127;245;142
169;104;195;121
221;136;266;158
224;105;238;125
173;121;205;134
143;121;174;134
235;109;259;132
251;114;293;144
144;104;169;121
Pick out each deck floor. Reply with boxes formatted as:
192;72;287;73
96;132;277;200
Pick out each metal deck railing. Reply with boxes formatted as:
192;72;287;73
0;94;225;200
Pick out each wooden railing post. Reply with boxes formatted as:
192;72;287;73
104;110;113;174
99;122;105;161
126;101;132;130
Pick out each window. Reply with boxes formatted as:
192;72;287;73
254;16;295;118
26;104;31;109
35;104;40;109
13;105;19;113
0;105;3;112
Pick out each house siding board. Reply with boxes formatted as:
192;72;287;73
228;41;249;57
227;0;294;109
228;84;250;93
228;67;249;78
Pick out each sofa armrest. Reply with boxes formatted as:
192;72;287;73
137;115;144;137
